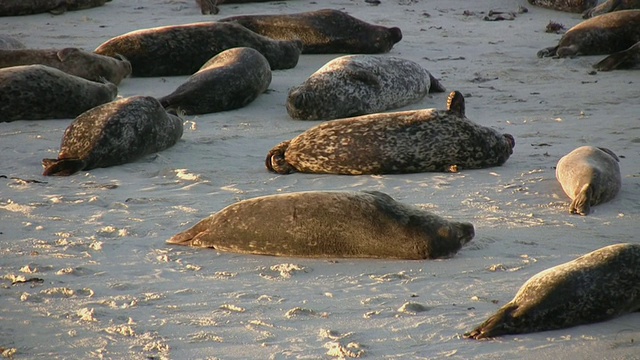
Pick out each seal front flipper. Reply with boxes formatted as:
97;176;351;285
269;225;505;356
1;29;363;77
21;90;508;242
42;158;86;176
570;183;592;215
537;45;558;58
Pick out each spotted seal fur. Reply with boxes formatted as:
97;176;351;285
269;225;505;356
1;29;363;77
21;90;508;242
42;96;183;176
0;0;111;16
286;54;445;120
527;0;597;13
167;190;475;260
464;243;640;339
583;0;640;18
266;91;515;175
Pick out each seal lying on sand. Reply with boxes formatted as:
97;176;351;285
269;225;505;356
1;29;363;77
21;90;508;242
555;146;621;216
94;22;302;76
583;0;640;18
0;0;111;16
159;47;271;115
594;40;640;70
42;96;183;176
527;0;597;13
0;35;25;49
195;0;291;15
538;10;640;58
167;191;475;260
267;91;515;175
0;48;131;84
464;243;640;339
287;55;445;120
219;9;402;54
0;64;117;122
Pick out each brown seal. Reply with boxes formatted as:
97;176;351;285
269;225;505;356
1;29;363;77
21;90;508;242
583;0;640;18
0;48;131;85
42;96;183;176
195;0;291;15
593;40;640;70
0;64;117;122
555;146;621;215
0;35;25;49
219;8;402;54
158;47;271;115
167;191;475;260
94;22;302;77
464;243;640;339
266;91;515;175
527;0;597;13
0;0;111;16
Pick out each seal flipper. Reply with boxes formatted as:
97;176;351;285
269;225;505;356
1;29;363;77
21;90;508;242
464;304;519;340
570;183;592;216
593;42;640;71
265;140;296;174
42;158;86;176
537;46;558;58
446;91;465;117
428;72;446;93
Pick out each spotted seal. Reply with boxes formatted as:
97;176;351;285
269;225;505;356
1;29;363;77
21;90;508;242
94;22;302;77
593;40;640;70
42;96;183;176
219;9;402;54
195;0;291;15
555;146;621;216
538;10;640;58
583;0;640;18
0;0;111;16
527;0;597;13
0;48;131;85
464;243;640;339
0;35;25;49
286;55;445;120
158;47;271;115
266;91;515;175
0;64;117;122
167;190;475;260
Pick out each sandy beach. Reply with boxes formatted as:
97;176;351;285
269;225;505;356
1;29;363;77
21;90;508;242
1;0;639;359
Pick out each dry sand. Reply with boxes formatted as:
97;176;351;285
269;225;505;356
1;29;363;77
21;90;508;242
1;0;639;359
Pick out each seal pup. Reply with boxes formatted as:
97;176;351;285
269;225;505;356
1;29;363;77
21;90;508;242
0;0;110;16
0;48;131;85
537;10;640;58
167;191;475;260
0;64;117;122
42;96;183;176
266;91;515;175
555;146;621;216
464;243;640;339
0;35;25;50
593;40;640;70
583;0;640;18
158;47;271;115
286;55;445;120
219;9;402;54
94;22;302;76
527;0;597;13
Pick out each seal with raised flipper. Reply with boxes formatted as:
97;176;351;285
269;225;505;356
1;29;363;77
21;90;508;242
266;91;515;175
527;0;597;13
464;243;640;339
167;190;475;260
42;96;183;176
0;0;111;16
286;54;445;120
583;0;640;18
555;146;621;216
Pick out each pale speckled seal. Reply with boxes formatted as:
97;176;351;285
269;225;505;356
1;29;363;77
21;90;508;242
42;96;183;176
0;35;25;49
94;22;302;77
167;190;475;260
266;91;515;175
0;48;131;85
0;64;117;122
219;9;403;54
555;146;621;216
583;0;640;18
0;0;110;16
528;0;597;13
464;243;640;339
594;40;640;70
538;10;640;58
286;55;445;120
195;0;291;15
158;47;271;115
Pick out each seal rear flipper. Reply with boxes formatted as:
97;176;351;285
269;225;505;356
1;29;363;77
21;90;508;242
428;72;446;93
593;42;640;71
446;91;465;117
570;184;592;216
265;140;296;174
42;158;86;176
537;46;558;58
464;304;518;340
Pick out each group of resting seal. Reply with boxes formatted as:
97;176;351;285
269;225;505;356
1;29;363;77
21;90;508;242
528;0;640;17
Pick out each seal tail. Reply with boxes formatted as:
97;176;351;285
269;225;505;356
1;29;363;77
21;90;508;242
265;140;296;174
428;72;446;93
464;304;518;340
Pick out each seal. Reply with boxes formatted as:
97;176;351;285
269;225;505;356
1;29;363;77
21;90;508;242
158;47;271;115
593;40;640;70
42;96;184;176
0;47;131;85
266;91;515;175
219;9;402;54
0;64;117;122
583;0;640;18
0;0;110;16
94;22;303;77
167;190;475;260
464;243;640;339
195;0;292;15
555;146;621;216
537;10;640;58
286;54;445;120
527;0;597;13
0;35;25;50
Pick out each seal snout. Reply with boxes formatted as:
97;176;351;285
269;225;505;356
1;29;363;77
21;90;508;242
504;134;515;153
458;222;475;245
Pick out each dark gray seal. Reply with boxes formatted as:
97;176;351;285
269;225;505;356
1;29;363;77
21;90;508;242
158;47;271;115
594;40;640;70
0;0;110;16
0;35;25;49
583;0;640;18
94;22;302;77
219;9;402;54
42;96;183;176
464;243;640;339
266;91;515;175
0;47;131;85
555;146;621;216
167;190;475;260
538;10;640;58
528;0;597;13
286;54;445;120
195;0;291;15
0;64;117;122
